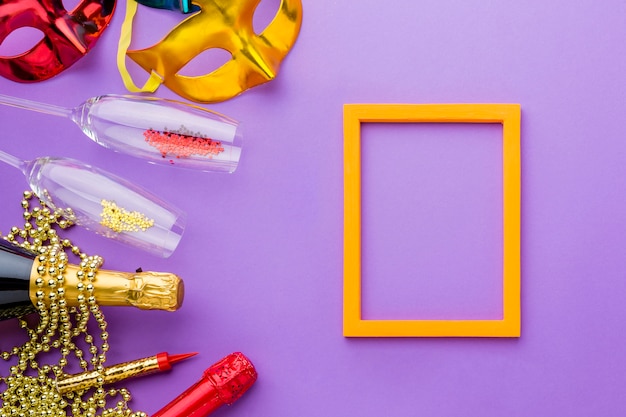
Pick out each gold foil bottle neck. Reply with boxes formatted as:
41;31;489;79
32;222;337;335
125;270;184;311
30;263;184;311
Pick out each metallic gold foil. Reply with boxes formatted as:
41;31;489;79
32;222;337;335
29;263;184;311
126;0;303;103
56;356;160;394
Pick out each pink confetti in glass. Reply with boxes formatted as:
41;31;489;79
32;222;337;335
144;129;225;159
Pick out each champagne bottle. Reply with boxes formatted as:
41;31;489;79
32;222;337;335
0;239;37;320
0;239;184;321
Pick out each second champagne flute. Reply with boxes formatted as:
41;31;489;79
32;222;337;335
0;149;186;258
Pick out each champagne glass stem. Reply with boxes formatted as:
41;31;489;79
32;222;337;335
0;93;72;118
0;149;26;172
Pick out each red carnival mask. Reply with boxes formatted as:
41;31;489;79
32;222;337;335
0;0;115;82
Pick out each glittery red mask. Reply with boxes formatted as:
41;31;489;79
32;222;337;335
0;0;115;82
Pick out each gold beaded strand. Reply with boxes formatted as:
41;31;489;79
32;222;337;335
0;191;146;417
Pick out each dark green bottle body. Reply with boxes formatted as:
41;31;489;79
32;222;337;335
0;240;36;321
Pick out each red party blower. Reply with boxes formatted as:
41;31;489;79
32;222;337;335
152;352;257;417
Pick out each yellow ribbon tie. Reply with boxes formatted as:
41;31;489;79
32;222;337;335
116;0;164;93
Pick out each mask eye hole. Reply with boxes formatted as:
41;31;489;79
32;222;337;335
178;48;232;77
62;0;81;12
0;27;44;57
253;0;282;35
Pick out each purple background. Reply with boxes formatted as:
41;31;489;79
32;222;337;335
1;0;626;415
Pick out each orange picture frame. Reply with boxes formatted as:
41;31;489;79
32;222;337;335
343;103;521;337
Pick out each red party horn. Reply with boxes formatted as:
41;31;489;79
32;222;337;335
153;352;257;417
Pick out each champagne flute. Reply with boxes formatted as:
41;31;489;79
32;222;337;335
0;94;243;173
0;150;186;258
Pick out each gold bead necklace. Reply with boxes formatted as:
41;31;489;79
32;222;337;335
0;191;146;417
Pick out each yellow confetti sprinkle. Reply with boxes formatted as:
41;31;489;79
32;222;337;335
99;200;154;233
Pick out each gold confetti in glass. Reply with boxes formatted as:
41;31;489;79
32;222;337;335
0;150;186;257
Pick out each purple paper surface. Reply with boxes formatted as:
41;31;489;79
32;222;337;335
1;0;626;416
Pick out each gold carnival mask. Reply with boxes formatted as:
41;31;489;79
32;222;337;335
118;0;303;103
